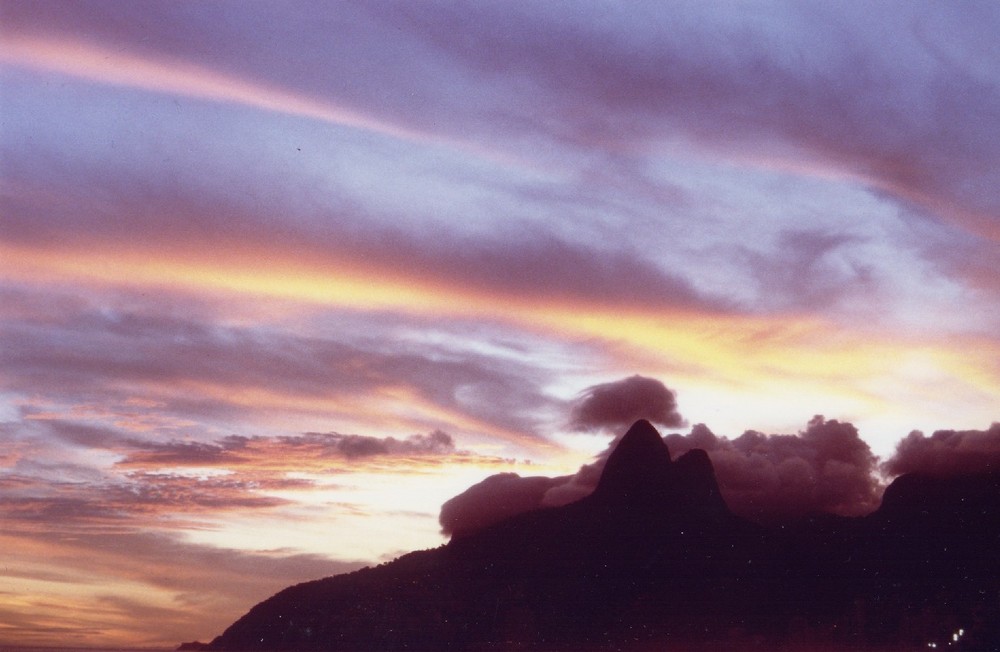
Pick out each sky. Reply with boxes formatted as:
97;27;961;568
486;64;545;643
1;0;999;646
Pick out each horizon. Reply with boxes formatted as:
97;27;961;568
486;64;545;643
2;1;1000;647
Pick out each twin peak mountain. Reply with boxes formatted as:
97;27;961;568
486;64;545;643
208;420;1000;651
590;418;728;517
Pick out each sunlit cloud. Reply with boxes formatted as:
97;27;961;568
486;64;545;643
5;235;999;456
0;35;434;147
0;413;531;645
0;527;364;646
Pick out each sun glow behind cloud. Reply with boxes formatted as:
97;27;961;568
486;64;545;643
5;232;998;453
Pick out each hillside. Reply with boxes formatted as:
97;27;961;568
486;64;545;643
209;420;1000;650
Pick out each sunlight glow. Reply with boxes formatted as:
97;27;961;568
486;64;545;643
6;236;999;454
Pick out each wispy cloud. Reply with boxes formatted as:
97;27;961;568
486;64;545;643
0;36;435;147
0;412;522;645
0;526;364;646
0;284;562;448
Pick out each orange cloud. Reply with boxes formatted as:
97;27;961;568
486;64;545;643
6;234;999;439
0;528;363;647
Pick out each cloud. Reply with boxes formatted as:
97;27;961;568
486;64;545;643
439;472;564;537
0;31;436;146
0;469;293;531
569;375;684;432
295;429;456;459
112;473;296;513
117;436;249;467
739;229;874;311
118;430;481;472
882;423;1000;477
372;2;1000;242
664;417;883;522
441;416;885;534
0;407;523;645
0;284;559;446
0;525;364;646
5;417;505;536
0;413;516;643
3;2;1000;643
5;3;1000;325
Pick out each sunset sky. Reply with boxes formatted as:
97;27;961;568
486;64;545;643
2;1;1000;646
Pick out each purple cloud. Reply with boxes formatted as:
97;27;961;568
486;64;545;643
883;424;1000;477
664;417;882;522
0;284;560;442
439;472;563;537
569;376;684;432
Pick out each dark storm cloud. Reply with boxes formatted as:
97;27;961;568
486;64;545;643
441;416;885;534
569;376;684;432
883;423;1000;477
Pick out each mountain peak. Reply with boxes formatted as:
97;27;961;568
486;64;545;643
590;421;730;522
208;422;1000;651
592;419;673;502
672;448;730;518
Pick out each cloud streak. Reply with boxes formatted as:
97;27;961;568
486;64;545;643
117;429;495;473
0;285;560;449
0;525;364;646
0;35;435;148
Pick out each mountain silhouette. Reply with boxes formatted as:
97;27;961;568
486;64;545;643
208;420;1000;651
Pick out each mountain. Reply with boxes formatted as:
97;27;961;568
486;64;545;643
208;420;1000;651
